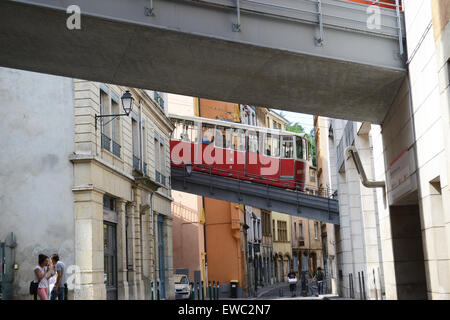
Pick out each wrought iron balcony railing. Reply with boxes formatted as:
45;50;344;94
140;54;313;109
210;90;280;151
133;155;140;170
101;133;111;152
112;141;121;158
154;91;164;110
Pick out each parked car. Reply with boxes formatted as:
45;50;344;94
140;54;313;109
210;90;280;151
174;274;191;300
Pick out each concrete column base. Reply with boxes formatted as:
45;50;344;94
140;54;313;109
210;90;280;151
118;281;129;300
136;279;146;300
128;280;138;300
74;283;106;300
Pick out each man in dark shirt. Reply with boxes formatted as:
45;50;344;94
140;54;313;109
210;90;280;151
316;267;325;295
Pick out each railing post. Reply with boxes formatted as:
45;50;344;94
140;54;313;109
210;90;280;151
201;280;205;300
394;0;404;58
373;269;378;300
150;280;153;300
358;272;363;300
208;281;212;300
157;280;160;300
212;281;216;300
190;282;194;300
232;0;241;32
216;281;220;300
361;271;366;300
316;0;324;46
144;0;154;16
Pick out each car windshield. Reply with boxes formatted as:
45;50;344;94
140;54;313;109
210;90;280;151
175;275;188;284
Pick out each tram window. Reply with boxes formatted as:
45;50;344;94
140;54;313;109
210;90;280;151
281;136;294;159
215;125;228;149
201;123;215;145
264;134;280;157
172;119;184;140
249;131;258;153
264;133;271;156
304;139;308;160
233;128;246;152
296;136;303;160
272;134;280;157
182;120;197;143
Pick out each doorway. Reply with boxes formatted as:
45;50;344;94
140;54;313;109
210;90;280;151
104;222;118;300
158;215;166;299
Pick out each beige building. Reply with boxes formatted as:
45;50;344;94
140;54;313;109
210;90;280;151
271;211;292;282
314;115;338;294
71;81;175;300
256;107;288;130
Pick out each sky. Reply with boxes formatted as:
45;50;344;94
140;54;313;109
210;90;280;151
272;109;315;134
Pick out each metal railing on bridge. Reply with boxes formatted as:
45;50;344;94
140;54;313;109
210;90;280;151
171;163;340;224
175;163;338;200
190;0;404;55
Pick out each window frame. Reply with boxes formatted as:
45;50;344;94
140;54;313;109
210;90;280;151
281;135;294;159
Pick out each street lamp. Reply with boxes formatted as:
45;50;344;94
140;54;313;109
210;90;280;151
95;90;135;130
121;90;134;115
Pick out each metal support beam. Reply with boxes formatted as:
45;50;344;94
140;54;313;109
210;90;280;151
394;0;404;59
171;166;340;225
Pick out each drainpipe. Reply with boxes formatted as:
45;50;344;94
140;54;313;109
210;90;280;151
344;145;387;210
344;146;385;189
201;197;208;292
139;99;144;172
149;192;156;300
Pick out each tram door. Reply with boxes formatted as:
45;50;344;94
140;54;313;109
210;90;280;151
260;133;280;179
246;130;260;176
104;222;118;300
280;135;295;178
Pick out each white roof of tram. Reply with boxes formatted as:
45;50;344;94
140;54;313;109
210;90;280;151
168;114;307;139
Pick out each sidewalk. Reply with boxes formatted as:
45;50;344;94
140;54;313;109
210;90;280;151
255;282;288;299
255;281;342;300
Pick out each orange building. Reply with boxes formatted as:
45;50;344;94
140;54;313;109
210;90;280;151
199;98;249;298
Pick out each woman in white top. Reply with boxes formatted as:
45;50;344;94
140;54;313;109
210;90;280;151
33;254;53;300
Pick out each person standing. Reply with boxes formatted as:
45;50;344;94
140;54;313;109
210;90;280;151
306;268;319;297
33;254;52;300
50;254;66;300
287;268;297;297
316;267;325;295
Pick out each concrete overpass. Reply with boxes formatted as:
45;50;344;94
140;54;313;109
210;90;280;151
171;166;340;224
1;0;405;123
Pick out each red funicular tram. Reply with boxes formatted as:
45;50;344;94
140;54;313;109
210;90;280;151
169;114;310;191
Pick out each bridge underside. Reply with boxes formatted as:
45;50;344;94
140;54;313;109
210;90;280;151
1;0;405;123
171;166;339;224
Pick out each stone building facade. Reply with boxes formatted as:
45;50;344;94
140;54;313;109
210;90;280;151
0;67;175;300
271;211;292;283
71;80;174;300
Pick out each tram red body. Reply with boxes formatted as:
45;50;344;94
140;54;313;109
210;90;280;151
169;115;309;191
